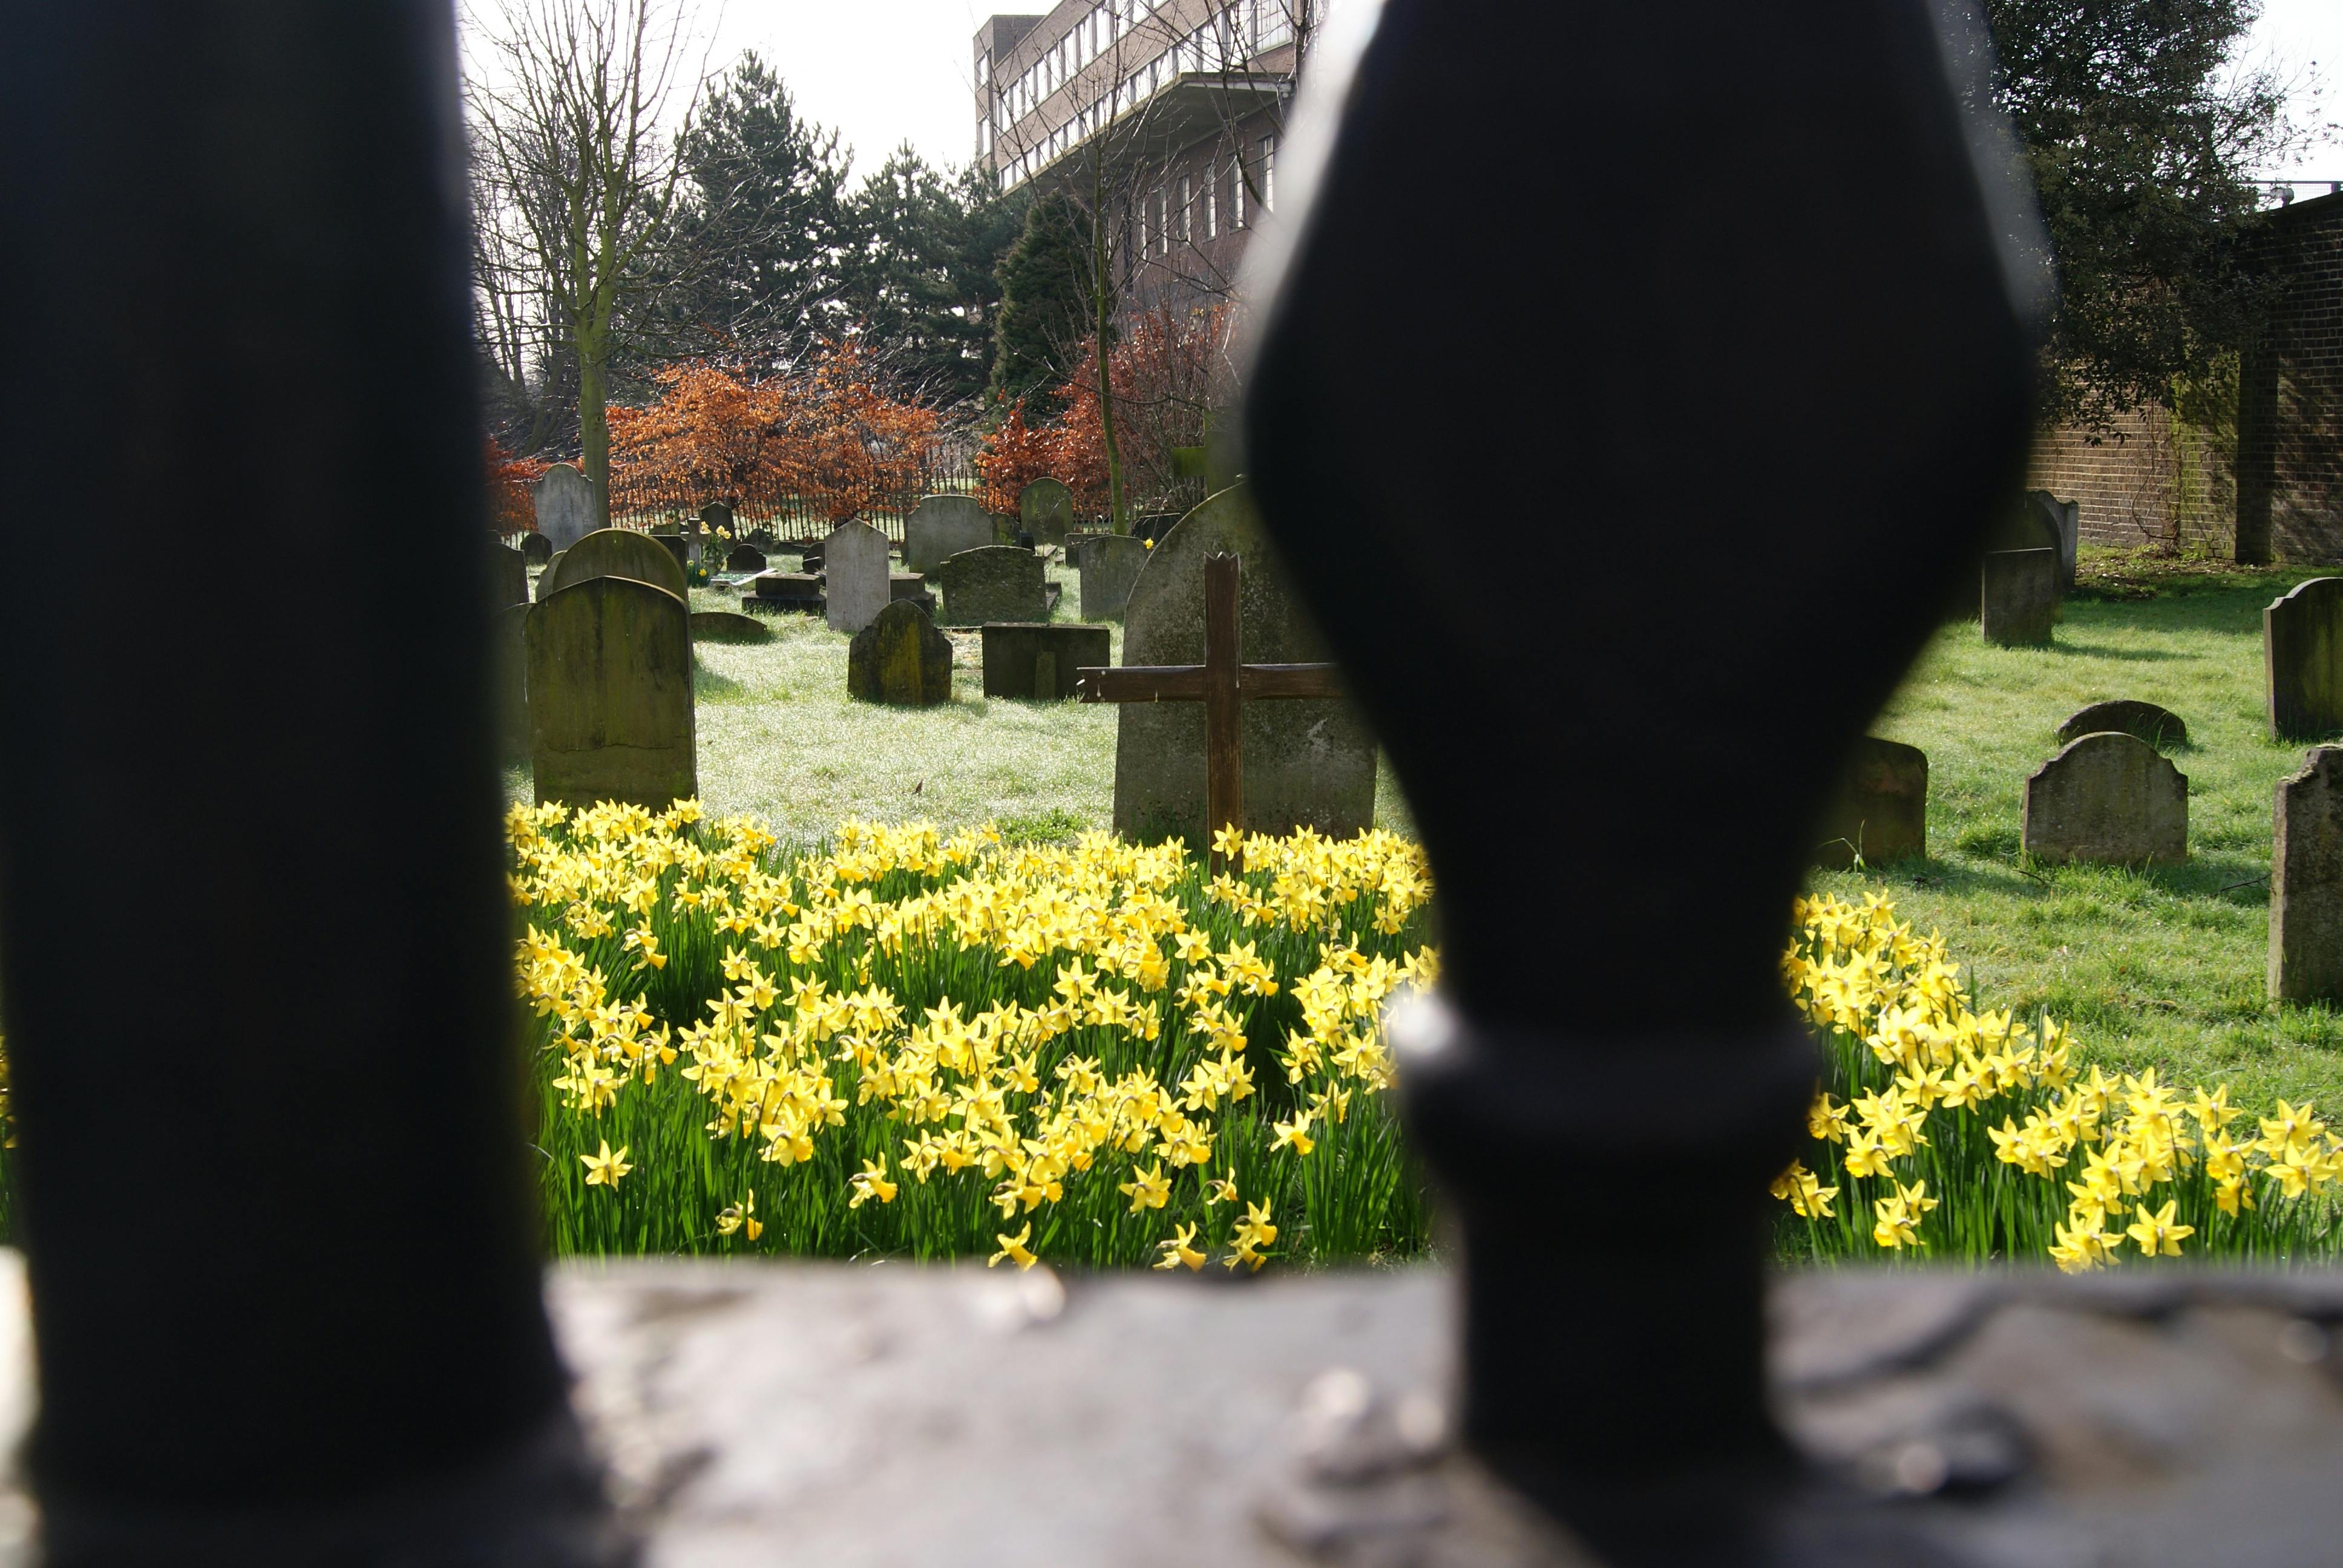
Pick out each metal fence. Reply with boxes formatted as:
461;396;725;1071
606;431;987;545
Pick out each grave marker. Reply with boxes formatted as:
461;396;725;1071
536;549;566;601
1812;737;1927;868
1982;547;2057;647
532;462;594;551
1078;534;1149;621
984;623;1111;700
2266;578;2343;740
541;527;688;602
488;542;528;610
520;532;553;567
822;520;891;635
525;575;696;808
491;602;529;760
688;610;772;644
1020;477;1075;547
747;572;822;615
725;544;768;575
1084;492;1374;852
935;545;1050;626
2057;700;2187;750
699;500;734;540
2027;490;2080;590
2022;731;2187;866
847;599;953;706
905;495;995;573
2272;746;2343;1004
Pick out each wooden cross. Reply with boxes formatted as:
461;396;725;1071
1076;552;1344;871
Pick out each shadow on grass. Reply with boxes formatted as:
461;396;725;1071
2048;640;2189;663
693;661;748;702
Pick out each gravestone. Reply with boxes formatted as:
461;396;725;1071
491;602;529;761
1114;489;1375;844
520;532;553;567
1078;534;1150;621
650;526;690;577
2057;700;2188;750
726;544;768;575
688;610;772;644
904;495;996;573
1812;736;1927;869
1134;512;1182;547
822;521;891;635
935;546;1050;626
889;572;932;610
1981;547;2057;647
542;527;689;602
532;462;594;551
488;542;528;610
536;549;566;601
983;623;1111;700
2026;490;2080;590
847;599;953;707
1019;477;1075;547
525;575;696;808
700;500;733;540
2272;746;2343;1004
747;572;822;615
2022;731;2187;866
2266;578;2343;740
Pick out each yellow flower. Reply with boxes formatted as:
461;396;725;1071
1271;1111;1316;1156
581;1140;632;1187
1153;1222;1206;1272
1118;1162;1170;1214
848;1159;899;1209
715;1191;764;1241
2125;1200;2194;1258
989;1223;1038;1270
1205;1176;1239;1206
1806;1093;1849;1143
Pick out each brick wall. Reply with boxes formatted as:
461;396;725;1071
2028;405;2234;554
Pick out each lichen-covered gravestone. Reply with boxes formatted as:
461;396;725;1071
822;520;892;635
2272;746;2343;1004
520;532;553;567
982;623;1110;699
1019;477;1075;547
936;546;1049;626
1982;547;2057;648
2265;578;2343;740
525;575;696;808
1078;535;1149;621
488;541;528;610
1114;489;1375;844
2057;700;2188;750
847;599;953;707
2022;731;2187;866
1812;736;1927;869
542;527;689;601
904;495;995;573
532;462;594;552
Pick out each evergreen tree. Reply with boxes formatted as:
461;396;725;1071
989;192;1094;418
844;149;1026;408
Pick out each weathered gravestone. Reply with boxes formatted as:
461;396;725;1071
2030;490;2079;590
1812;736;1927;869
904;495;995;573
936;546;1050;626
520;531;553;567
2057;700;2189;750
2266;578;2343;740
491;602;529;761
687;610;772;644
2273;746;2343;1004
1111;489;1375;844
2022;731;2187;866
700;500;733;540
1019;477;1075;547
889;572;933;610
535;548;566;601
747;572;822;615
525;575;696;808
847;599;953;707
822;520;891;635
649;524;689;577
725;544;768;575
487;542;528;610
1982;547;2057;647
532;461;594;551
1078;534;1149;621
542;526;688;602
983;623;1111;700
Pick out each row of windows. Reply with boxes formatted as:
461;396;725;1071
1132;136;1276;258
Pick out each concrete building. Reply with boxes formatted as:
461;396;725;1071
974;2;1317;305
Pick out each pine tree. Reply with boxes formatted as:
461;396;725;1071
989;192;1094;419
845;149;1026;408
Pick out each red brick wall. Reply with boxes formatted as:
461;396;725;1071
2028;405;2234;554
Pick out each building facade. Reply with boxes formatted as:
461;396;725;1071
975;2;1316;305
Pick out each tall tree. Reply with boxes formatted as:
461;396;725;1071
468;0;707;525
990;192;1095;420
846;150;1024;409
1974;0;2297;428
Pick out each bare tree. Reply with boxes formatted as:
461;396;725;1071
467;0;707;526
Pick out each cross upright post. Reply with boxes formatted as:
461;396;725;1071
1078;552;1343;872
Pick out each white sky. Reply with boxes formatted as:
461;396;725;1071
476;0;2343;189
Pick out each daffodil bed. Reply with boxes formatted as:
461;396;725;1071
512;803;1438;1272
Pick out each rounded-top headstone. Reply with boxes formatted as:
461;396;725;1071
725;544;768;575
1115;487;1376;845
847;599;954;707
1812;736;1927;869
520;532;554;567
536;549;566;601
905;494;998;574
2022;731;2187;866
1019;477;1075;547
2266;577;2343;742
542;526;689;601
525;574;696;809
2057;701;2187;750
688;610;773;644
532;462;595;552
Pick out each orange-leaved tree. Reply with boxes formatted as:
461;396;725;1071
485;437;550;534
607;362;782;520
767;339;940;524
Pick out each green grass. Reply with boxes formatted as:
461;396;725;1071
1812;550;2343;1112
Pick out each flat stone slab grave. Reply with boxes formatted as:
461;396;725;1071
982;623;1110;700
1982;547;2058;648
488;541;528;610
936;546;1050;626
2022;730;2187;866
1812;736;1927;869
2266;578;2343;740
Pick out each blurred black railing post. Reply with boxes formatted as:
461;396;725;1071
0;4;602;1560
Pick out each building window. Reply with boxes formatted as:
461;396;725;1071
1205;171;1217;239
1231;153;1247;229
1260;134;1277;210
1178;175;1193;243
1155;186;1169;255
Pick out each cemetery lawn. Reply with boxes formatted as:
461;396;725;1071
1814;551;2343;1114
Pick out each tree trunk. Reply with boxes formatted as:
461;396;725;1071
1091;174;1127;532
578;334;612;531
